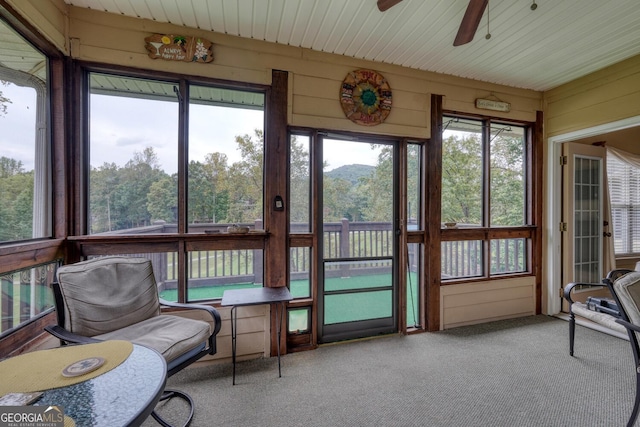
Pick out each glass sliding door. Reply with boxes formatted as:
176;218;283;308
318;136;398;343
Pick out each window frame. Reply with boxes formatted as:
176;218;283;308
72;63;272;303
0;4;66;353
441;112;536;282
607;152;640;257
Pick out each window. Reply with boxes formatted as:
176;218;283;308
407;143;421;230
89;74;178;234
608;152;640;255
441;115;530;280
0;261;59;335
88;72;265;236
86;69;267;301
188;85;265;230
0;18;50;243
290;134;311;232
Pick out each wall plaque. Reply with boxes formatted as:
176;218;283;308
144;34;213;63
340;69;392;126
475;98;511;112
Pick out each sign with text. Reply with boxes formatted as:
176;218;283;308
144;34;213;63
0;405;64;427
475;98;511;112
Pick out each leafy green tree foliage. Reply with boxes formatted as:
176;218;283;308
187;152;231;224
361;146;393;222
0;81;11;116
0;156;23;177
289;136;310;224
441;131;525;226
225;131;263;223
90;162;120;232
90;147;170;233
490;135;524;226
147;176;177;222
0;157;34;242
322;176;356;222
323;164;376;222
407;144;421;224
442;134;483;225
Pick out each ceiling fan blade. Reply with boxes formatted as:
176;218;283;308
377;0;403;12
453;0;488;46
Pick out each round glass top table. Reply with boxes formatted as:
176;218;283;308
33;343;166;427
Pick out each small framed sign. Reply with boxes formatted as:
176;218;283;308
475;98;511;112
145;34;213;63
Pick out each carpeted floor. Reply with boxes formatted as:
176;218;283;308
144;315;636;427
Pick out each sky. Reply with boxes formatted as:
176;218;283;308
1;83;37;170
2;82;380;174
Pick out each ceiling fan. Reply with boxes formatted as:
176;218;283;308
376;0;488;47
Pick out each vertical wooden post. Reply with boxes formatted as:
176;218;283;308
265;70;289;356
425;94;443;332
532;110;544;314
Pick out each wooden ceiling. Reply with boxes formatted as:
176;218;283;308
59;0;640;91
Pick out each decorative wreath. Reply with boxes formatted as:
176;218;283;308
339;69;392;126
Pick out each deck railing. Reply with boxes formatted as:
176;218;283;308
1;222;529;334
90;220;528;289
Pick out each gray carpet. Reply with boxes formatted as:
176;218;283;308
144;315;636;427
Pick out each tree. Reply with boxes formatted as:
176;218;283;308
361;145;393;222
322;176;355;222
0;81;11;117
441;131;525;226
202;152;230;223
89;147;171;233
289;136;310;224
147;176;177;223
90;162;120;232
0;163;34;241
0;156;24;178
225;130;264;223
490;135;524;226
442;134;483;224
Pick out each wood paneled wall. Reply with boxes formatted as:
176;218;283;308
544;55;640;138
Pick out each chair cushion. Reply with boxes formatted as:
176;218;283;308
57;257;161;336
571;302;627;334
95;314;212;363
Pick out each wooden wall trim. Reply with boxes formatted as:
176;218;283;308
0;240;65;272
0;312;57;358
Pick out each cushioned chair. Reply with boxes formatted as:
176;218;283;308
608;271;640;427
564;268;633;356
45;256;222;427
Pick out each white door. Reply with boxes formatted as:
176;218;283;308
561;143;606;310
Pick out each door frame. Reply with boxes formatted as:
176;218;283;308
316;135;400;343
546;115;640;315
